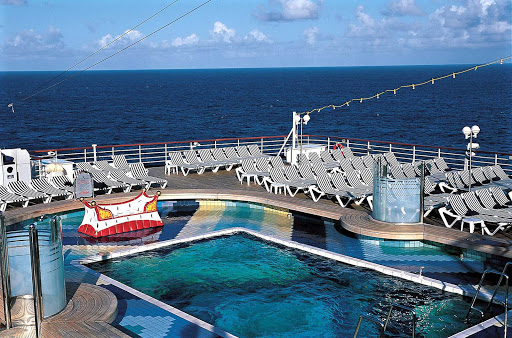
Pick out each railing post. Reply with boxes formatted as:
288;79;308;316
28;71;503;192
367;141;370;155
92;144;97;162
495;153;498;165
237;139;240;146
214;140;217;149
84;149;87;162
389;144;392;152
438;148;441;157
164;144;167;163
138;145;142;162
112;147;115;158
327;137;330;149
412;146;416;163
29;225;43;338
347;139;350;148
0;213;12;330
261;138;263;152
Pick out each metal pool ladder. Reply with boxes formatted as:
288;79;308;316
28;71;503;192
353;303;417;337
465;262;511;337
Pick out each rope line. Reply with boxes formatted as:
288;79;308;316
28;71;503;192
300;56;512;116
10;0;212;106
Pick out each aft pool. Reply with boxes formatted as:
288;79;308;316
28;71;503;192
88;233;483;337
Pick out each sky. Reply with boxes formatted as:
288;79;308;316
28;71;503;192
0;0;510;71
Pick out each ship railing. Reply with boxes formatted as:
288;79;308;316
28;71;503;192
29;135;512;177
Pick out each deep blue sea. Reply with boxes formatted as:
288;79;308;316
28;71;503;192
0;65;510;153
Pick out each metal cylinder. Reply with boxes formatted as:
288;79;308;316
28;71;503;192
29;225;43;338
0;214;12;329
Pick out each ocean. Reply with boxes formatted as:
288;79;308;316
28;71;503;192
0;65;511;153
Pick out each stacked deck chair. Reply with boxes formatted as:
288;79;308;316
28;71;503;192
350;157;366;172
284;166;316;186
236;159;269;185
298;161;317;183
76;162;128;193
211;148;240;167
320;150;340;169
95;160;125;173
309;174;354;206
331;148;345;162
362;155;375;171
489;186;512;208
168;151;205;176
439;194;511;236
269;156;285;169
0;185;29;211
112;155;132;172
50;176;75;194
110;170;147;191
443;172;467;193
338;159;355;174
198;149;234;171
130;162;168;188
8;181;50;204
309;152;339;171
247;144;271;159
360;168;374;188
462;191;512;219
224;147;246;164
31;178;73;201
265;167;312;197
183;150;216;173
384;152;400;167
491;165;512;188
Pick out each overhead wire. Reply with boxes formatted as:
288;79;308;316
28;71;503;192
300;56;512;116
9;0;212;107
23;0;181;98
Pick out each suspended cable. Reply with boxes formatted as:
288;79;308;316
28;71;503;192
300;56;512;116
24;0;180;97
9;0;212;107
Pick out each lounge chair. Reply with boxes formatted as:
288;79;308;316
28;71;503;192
8;181;50;203
331;148;345;162
235;159;269;185
235;145;260;160
389;165;407;179
130;162;168;189
89;171;130;193
0;185;29;211
338;159;355;173
384;152;400;167
298;162;316;182
462;191;512;219
183;150;215;172
489;186;512;208
308;174;354;206
224;147;244;163
284;166;316;186
269;156;285;169
211;148;240;167
362;155;375;169
168;151;205;176
402;163;417;178
31;178;73;201
112;155;132;172
50;176;75;194
342;147;355;159
359;168;374;187
476;189;512;215
350;157;366;172
76;162;103;174
247;144;271;159
110;170;147;190
309;152;339;171
265;168;312;197
95;160;125;173
198;149;234;171
320;150;339;168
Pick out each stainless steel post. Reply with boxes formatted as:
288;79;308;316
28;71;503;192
468;134;473;192
420;162;425;224
29;225;43;338
0;214;12;329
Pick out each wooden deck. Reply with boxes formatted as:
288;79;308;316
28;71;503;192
0;283;126;337
3;166;512;259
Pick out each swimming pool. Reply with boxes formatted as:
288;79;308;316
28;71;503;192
88;232;485;337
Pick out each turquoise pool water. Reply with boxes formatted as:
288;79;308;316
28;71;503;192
89;233;478;338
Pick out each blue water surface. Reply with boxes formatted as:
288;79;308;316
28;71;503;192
0;65;510;152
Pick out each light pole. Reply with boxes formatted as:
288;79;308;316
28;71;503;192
462;125;480;192
291;112;311;165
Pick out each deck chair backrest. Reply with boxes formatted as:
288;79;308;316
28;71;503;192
311;162;328;177
241;159;256;172
346;171;365;188
413;161;424;176
472;167;487;184
459;170;475;186
461;192;485;213
112;155;130;169
236;146;252;159
331;172;350;190
360;168;374;186
423;177;437;195
247;144;263;157
0;185;19;199
76;162;96;173
351;157;366;171
31;179;63;195
169;152;186;165
362;155;374;169
270;156;284;169
8;181;30;194
320;151;336;164
389;165;406;179
308;152;322;164
339;159;355;173
255;157;270;172
343;147;355;158
384;152;400;166
401;163;416;178
298;162;315;180
130;162;148;177
482;166;497;181
198;149;215;163
225;147;241;160
212;148;229;161
425;160;440;174
95;161;116;172
435;157;449;172
269;168;287;183
489;186;511;207
331;148;345;162
493;165;510;180
184;150;201;164
448;195;469;216
316;174;334;191
51;175;73;188
476;189;499;210
297;154;309;165
284;166;301;181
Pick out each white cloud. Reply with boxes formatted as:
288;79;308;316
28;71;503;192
211;21;236;43
245;29;271;43
256;0;322;22
383;0;424;17
4;26;64;53
172;33;199;47
304;26;320;45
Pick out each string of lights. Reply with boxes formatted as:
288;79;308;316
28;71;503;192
300;56;512;116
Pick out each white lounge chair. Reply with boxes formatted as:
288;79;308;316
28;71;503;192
130;162;168;188
31;178;73;201
0;185;29;211
8;181;51;204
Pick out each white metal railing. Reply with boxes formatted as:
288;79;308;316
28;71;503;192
29;134;512;177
